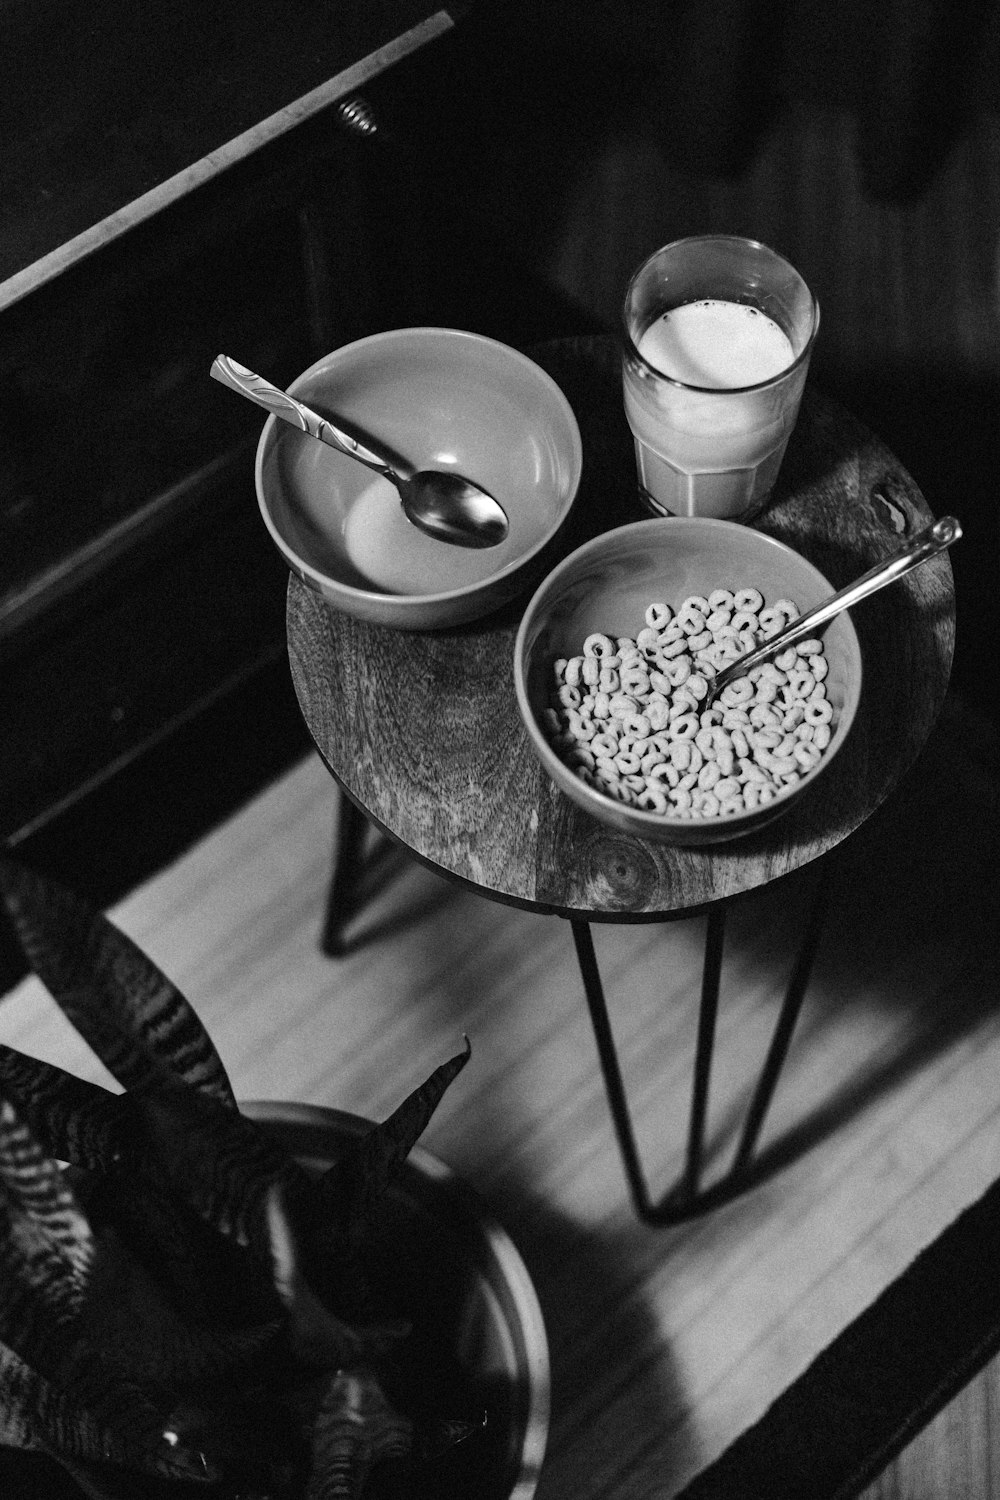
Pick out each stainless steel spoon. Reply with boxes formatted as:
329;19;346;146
210;355;510;549
705;514;962;705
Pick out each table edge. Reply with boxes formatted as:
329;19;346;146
0;11;454;314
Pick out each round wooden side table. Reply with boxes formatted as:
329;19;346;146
286;335;955;1224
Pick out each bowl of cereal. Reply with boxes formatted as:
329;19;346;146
513;517;863;844
255;327;583;630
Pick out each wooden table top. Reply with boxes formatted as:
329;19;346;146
287;335;955;922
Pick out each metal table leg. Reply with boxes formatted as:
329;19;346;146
571;859;835;1224
321;794;405;957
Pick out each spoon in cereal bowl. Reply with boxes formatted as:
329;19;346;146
704;515;962;706
210;355;510;549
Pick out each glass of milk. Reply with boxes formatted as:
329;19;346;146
622;236;819;520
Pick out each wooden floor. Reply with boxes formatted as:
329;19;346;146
2;698;998;1497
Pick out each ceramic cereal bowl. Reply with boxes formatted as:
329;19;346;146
255;327;582;630
513;517;863;844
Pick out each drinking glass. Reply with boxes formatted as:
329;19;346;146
621;235;819;520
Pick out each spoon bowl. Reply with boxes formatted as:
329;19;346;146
211;355;509;548
250;328;583;630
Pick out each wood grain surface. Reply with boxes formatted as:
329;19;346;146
287;335;955;919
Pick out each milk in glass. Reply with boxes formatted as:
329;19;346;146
623;297;807;519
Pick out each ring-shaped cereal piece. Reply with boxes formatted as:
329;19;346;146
566;710;597;741
720;677;754;706
661;635;689;659
607;781;634;804
804;698;833;725
698;792;720;818
620;665;651;696
706;607;732;633
644;601;672;629
591;730;619;757
564;655;584;686
664;655;691;687
773;599;800;621
787;670;816;700
708;588;735;611
811;655;830;681
670;740;692;770
558;683;582;709
730;609;759;634
813;723;832;749
647;758;677;785
680;610;707;637
637;785;669;814
733;587;764;613
609;693;639;717
623;712;652;739
758;607;785;637
645;700;671;732
583;632;616;658
582;657;601;686
669;712;699;741
714;776;741;801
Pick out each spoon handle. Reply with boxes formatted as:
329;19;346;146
708;514;962;701
210;356;395;478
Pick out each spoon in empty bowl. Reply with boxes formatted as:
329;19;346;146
210;355;510;549
706;514;962;705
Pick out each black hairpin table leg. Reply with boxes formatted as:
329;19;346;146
320;794;408;957
570;859;835;1224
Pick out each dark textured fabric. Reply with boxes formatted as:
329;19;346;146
675;1172;1000;1498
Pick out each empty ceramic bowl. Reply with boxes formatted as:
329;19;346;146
513;517;863;844
255;327;583;629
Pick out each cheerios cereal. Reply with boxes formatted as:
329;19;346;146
546;588;835;820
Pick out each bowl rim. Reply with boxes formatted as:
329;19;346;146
254;326;584;609
513;515;863;834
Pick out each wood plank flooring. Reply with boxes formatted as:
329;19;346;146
2;699;997;1496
